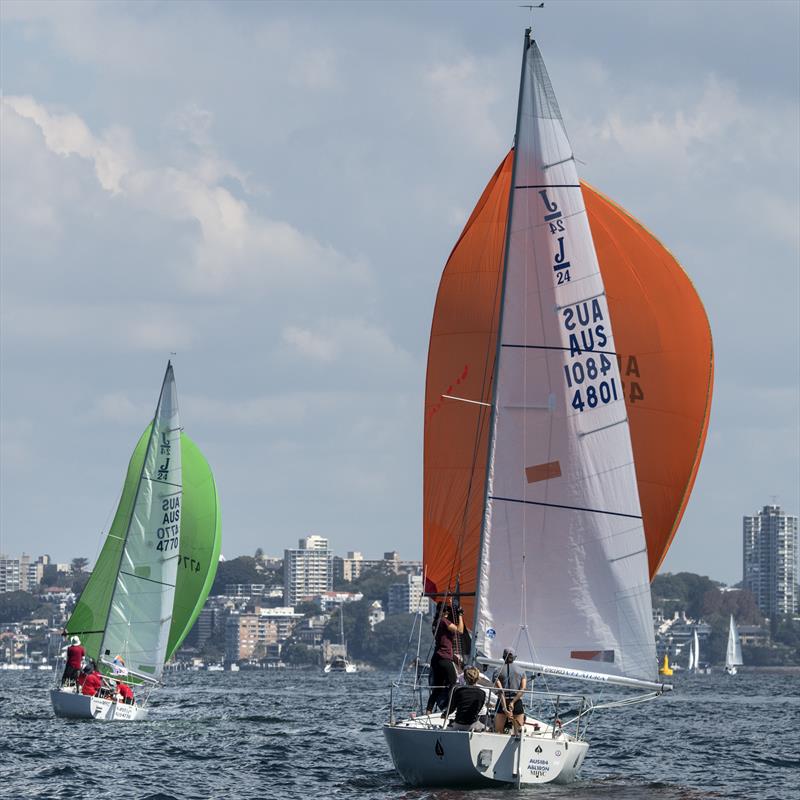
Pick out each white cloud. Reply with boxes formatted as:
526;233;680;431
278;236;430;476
281;317;416;370
2;95;370;296
425;57;506;155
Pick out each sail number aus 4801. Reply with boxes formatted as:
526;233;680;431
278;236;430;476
564;354;619;411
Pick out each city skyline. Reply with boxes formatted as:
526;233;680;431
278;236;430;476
1;2;798;588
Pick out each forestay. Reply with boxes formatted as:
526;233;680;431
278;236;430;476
99;364;182;681
474;36;656;683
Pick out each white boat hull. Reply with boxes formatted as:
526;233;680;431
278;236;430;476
50;689;147;721
384;716;588;787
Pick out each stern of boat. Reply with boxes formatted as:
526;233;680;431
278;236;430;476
383;716;587;787
50;688;147;721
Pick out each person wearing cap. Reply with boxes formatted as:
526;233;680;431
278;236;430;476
447;666;487;732
60;635;85;686
493;648;527;735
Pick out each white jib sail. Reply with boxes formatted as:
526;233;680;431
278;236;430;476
475;34;656;684
726;616;743;668
692;629;700;670
99;364;182;680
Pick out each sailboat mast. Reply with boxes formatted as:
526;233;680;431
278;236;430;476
97;362;175;662
469;29;532;662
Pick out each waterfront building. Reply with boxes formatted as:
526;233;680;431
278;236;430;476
225;584;266;598
225;607;303;661
368;600;385;630
283;535;332;606
387;574;427;615
316;590;363;611
0;556;21;594
743;504;799;617
332;550;423;584
1;554;54;593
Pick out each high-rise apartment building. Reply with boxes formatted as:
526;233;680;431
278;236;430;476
387;574;426;615
0;555;21;593
283;535;332;605
743;504;799;617
1;554;51;593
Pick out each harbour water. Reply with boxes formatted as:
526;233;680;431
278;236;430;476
1;668;797;799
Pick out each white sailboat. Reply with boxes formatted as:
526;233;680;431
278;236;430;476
725;615;743;675
324;606;357;674
687;632;697;672
383;28;679;787
51;363;182;721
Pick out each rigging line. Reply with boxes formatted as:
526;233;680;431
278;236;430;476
143;476;182;488
555;289;606;310
608;547;647;564
119;571;176;588
578;418;628;437
441;394;492;408
502;343;617;356
515;184;581;189
542;155;575;169
489;496;642;520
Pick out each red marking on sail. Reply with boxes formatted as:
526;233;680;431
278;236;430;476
525;461;562;484
570;650;615;663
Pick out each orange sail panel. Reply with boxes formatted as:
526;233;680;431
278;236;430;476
583;183;713;577
423;151;713;593
423;152;513;623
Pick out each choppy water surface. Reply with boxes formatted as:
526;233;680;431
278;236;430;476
1;668;797;799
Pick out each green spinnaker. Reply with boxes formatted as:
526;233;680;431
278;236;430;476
66;428;221;666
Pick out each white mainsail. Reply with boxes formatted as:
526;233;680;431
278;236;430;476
726;615;743;669
691;628;700;671
474;37;656;686
99;363;182;681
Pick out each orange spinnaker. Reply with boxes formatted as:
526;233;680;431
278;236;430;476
584;183;714;577
423;151;713;613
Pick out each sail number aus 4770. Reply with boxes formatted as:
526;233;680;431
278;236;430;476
156;524;179;551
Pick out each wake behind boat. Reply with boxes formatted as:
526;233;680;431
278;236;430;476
384;23;712;788
51;362;221;721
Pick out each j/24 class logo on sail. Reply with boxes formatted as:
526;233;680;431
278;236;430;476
539;189;571;286
561;299;619;413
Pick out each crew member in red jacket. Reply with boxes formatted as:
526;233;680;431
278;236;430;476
116;681;134;704
81;664;104;697
60;635;85;686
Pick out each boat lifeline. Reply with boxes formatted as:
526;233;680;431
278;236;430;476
51;363;221;720
384;27;712;787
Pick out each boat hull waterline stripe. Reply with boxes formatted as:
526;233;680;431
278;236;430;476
488;495;643;520
477;656;672;693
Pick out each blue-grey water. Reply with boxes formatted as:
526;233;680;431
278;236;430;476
1;668;798;799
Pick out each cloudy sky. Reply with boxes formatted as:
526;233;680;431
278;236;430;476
1;1;798;585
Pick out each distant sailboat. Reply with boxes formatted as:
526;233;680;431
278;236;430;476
725;616;743;675
383;26;712;788
324;606;357;674
51;363;221;720
687;631;697;672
